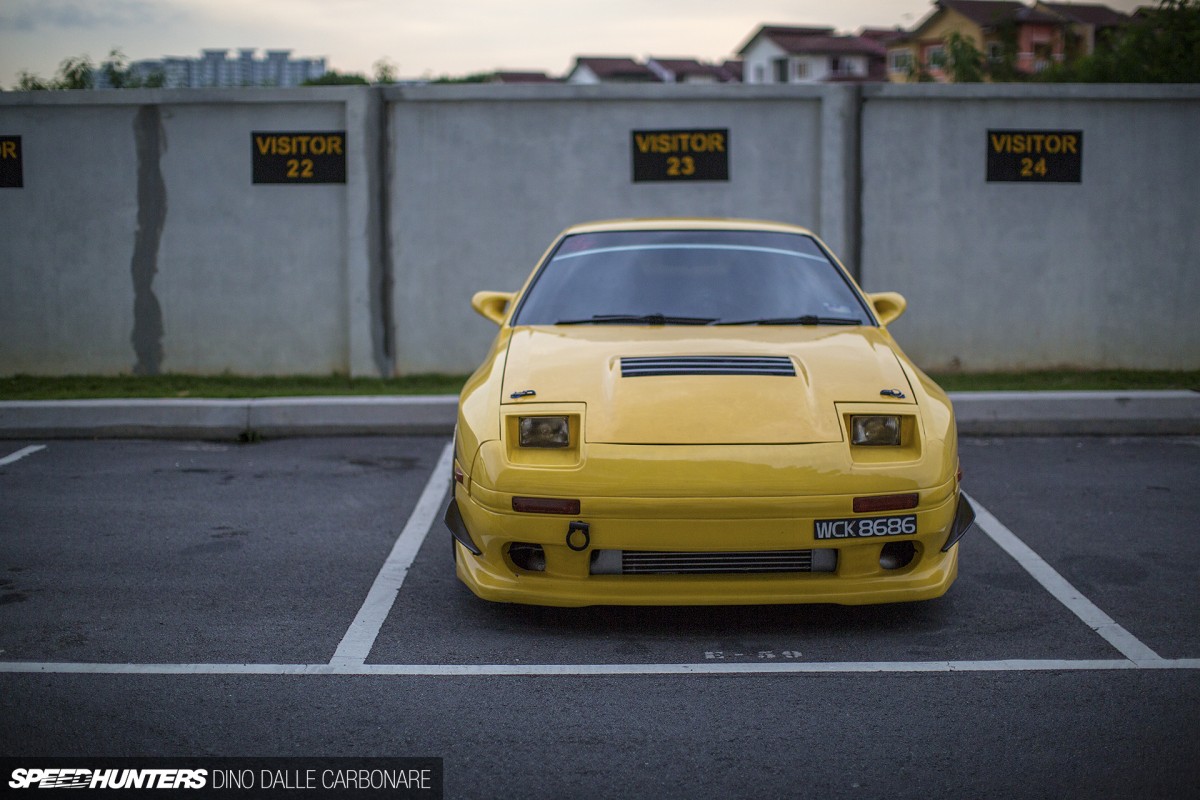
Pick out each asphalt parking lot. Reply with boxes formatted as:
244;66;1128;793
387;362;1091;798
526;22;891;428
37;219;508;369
2;434;1198;799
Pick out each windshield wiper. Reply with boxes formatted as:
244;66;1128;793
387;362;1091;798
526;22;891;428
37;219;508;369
714;315;863;326
555;314;719;325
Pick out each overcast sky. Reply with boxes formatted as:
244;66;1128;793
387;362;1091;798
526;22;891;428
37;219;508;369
0;0;1150;87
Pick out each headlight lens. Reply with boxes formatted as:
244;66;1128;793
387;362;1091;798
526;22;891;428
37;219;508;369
851;415;901;446
518;416;570;448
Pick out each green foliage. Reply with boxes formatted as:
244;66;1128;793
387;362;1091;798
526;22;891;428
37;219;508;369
2;371;1194;400
302;70;370;86
928;370;1200;392
16;70;51;90
15;47;165;90
55;55;94;90
945;32;985;82
985;20;1025;82
0;373;471;400
431;71;494;84
101;48;131;88
372;58;398;84
1037;0;1200;82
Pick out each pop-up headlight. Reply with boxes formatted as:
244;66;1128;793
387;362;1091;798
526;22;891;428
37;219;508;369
519;416;570;448
851;415;901;446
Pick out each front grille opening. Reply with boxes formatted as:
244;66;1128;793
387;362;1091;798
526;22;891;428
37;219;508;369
620;356;796;378
590;549;837;575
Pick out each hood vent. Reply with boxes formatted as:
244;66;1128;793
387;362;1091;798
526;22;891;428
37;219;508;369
620;355;796;378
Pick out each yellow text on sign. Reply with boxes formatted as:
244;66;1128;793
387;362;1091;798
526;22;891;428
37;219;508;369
635;132;726;155
1021;158;1048;177
1;141;17;159
667;156;695;177
990;133;1078;155
254;134;344;157
287;159;314;179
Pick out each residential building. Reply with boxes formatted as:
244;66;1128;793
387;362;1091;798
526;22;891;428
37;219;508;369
645;58;731;84
737;25;886;84
887;0;1069;82
97;48;327;89
717;60;744;82
566;57;660;84
1033;2;1130;57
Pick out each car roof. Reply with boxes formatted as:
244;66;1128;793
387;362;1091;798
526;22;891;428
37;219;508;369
559;218;818;237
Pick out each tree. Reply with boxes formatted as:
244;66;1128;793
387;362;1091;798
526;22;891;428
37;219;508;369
985;20;1024;82
1037;0;1200;82
431;71;494;84
302;70;369;86
16;70;51;90
141;71;167;89
55;55;94;90
945;32;985;82
373;58;398;84
101;48;131;88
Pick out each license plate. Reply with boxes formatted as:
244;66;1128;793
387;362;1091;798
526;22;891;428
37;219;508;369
814;515;917;540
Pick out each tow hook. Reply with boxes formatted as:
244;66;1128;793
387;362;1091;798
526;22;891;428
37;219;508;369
566;521;591;551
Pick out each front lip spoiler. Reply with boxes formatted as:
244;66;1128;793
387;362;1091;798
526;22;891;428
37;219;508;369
444;498;482;556
941;494;976;552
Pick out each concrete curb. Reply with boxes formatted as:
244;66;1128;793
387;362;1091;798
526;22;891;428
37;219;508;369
0;391;1196;440
0;395;460;439
950;390;1200;436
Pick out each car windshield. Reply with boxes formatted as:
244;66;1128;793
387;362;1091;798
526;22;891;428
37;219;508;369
511;229;872;326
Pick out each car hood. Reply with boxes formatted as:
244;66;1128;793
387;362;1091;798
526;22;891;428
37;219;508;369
500;326;915;445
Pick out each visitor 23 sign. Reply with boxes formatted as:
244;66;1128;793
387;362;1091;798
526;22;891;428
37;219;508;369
631;129;730;182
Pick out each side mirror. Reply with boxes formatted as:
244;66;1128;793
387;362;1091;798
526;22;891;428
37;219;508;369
471;291;515;326
868;292;907;326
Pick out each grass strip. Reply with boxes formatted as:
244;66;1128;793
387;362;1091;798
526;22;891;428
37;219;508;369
928;370;1198;392
0;373;471;400
0;370;1196;401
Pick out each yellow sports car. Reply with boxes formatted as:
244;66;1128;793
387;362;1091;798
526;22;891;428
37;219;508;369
445;218;974;606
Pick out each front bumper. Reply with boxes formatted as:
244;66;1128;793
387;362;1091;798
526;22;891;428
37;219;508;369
445;485;974;607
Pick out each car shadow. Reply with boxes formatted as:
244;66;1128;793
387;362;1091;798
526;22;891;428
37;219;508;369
463;594;955;641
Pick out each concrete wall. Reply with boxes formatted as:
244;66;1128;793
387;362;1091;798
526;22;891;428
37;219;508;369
860;84;1200;371
387;84;833;372
0;83;1197;377
0;88;379;376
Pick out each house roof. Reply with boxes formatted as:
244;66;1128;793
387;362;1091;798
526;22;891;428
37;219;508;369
858;27;909;46
570;57;660;81
741;28;887;58
906;0;1066;41
718;59;743;81
938;0;1027;26
491;71;559;84
735;24;836;55
647;58;728;80
1038;2;1129;26
1015;5;1069;24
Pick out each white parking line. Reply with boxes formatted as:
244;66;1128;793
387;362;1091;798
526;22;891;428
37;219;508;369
0;447;1187;678
966;492;1164;665
1;658;1199;676
0;444;45;467
329;440;454;666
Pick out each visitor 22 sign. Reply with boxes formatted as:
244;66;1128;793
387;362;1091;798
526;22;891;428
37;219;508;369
252;131;347;184
1;136;21;188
